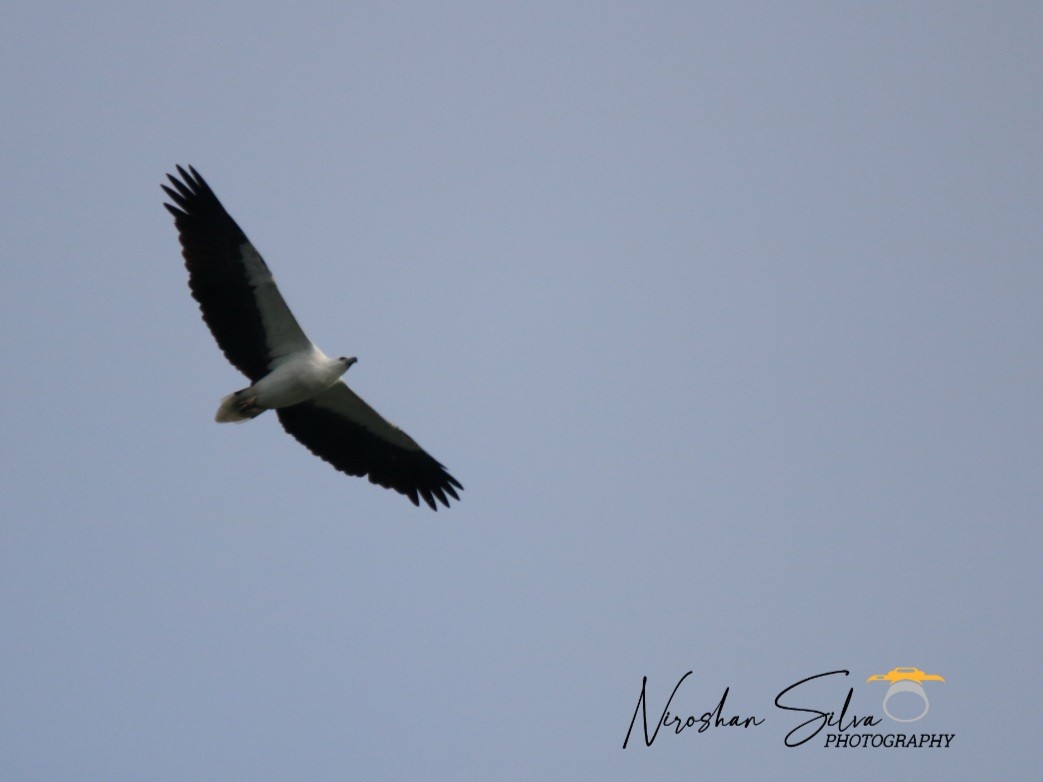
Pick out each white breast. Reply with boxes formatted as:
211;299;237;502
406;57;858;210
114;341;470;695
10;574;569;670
253;347;344;409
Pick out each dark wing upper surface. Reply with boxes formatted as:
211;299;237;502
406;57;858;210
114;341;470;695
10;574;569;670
163;165;311;382
276;382;463;510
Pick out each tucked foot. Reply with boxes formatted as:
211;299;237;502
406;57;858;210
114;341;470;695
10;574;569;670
236;395;263;418
215;391;264;423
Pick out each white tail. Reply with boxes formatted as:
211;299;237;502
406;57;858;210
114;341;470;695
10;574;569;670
215;393;252;423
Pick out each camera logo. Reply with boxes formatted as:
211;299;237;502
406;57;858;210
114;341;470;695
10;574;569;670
866;667;945;723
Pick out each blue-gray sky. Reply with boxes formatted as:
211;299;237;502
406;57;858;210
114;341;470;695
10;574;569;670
2;2;1039;779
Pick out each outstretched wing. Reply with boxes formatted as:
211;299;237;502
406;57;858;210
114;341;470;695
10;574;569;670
163;165;312;382
277;382;463;510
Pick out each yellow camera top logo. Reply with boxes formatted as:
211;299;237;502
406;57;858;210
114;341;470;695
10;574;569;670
866;667;945;685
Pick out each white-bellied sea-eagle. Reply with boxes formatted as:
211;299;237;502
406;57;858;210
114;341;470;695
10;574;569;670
163;166;462;510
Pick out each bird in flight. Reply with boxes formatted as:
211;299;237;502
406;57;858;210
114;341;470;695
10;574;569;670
163;166;462;510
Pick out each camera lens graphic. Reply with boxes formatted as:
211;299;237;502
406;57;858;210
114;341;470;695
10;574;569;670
882;680;930;722
866;668;944;723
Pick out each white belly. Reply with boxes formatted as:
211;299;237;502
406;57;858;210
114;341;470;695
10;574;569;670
252;350;342;409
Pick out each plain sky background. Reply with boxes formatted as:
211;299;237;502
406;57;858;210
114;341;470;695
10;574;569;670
2;1;1039;779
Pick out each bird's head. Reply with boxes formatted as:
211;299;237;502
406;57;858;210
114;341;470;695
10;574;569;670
338;356;358;375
